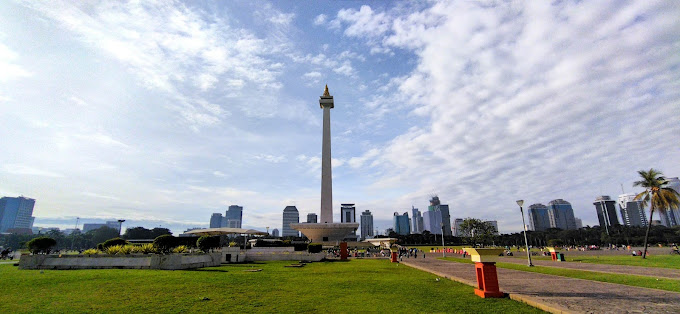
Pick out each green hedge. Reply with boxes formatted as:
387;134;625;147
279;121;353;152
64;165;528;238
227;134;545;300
102;238;128;248
308;243;322;253
27;237;57;254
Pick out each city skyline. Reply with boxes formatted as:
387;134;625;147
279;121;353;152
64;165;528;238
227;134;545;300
1;1;679;235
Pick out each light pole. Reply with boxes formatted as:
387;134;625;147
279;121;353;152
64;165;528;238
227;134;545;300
266;226;270;236
117;219;126;237
71;217;80;251
516;200;533;267
440;222;446;257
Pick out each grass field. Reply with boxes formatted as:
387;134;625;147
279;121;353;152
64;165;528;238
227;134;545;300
441;258;680;293
563;255;680;269
0;259;543;313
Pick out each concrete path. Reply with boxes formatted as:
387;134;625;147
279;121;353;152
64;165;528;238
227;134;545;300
401;257;680;313
497;257;680;280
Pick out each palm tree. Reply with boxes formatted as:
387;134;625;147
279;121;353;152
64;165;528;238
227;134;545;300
634;169;680;259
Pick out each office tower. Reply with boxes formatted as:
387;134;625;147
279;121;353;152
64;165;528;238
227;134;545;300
271;228;280;237
574;218;583;229
360;210;374;240
307;213;318;223
226;205;243;228
594;196;620;232
340;204;356;223
411;206;424;234
528;203;550;231
484;220;499;234
547;199;577;230
423;210;443;234
210;213;223;228
393;212;410;235
618;193;648;227
82;221;120;233
453;218;464;236
665;177;680;226
282;206;299;237
427;196;452;236
0;196;36;233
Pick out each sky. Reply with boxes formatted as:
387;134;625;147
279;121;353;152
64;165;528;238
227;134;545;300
1;1;679;235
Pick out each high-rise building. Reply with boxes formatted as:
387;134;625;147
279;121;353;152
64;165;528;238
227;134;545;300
453;218;464;236
0;196;36;233
547;199;577;230
306;213;318;223
528;203;550;231
410;206;422;234
82;221;120;233
225;205;243;228
210;213;223;228
574;217;583;229
271;228;280;237
665;177;680;227
393;212;410;235
360;210;374;240
423;210;443;234
594;196;620;232
485;220;499;234
282;206;299;237
618;193;647;227
340;204;356;223
427;196;452;236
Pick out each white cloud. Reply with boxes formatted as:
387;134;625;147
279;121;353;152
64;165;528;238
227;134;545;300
2;164;65;178
0;43;32;82
253;154;287;163
313;14;327;25
269;13;295;25
303;71;322;79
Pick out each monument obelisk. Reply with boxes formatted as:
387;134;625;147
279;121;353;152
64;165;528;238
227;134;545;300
291;86;358;243
319;85;334;223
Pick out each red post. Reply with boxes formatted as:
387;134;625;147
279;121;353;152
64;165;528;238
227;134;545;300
550;252;557;261
391;252;398;263
340;242;348;260
473;262;504;298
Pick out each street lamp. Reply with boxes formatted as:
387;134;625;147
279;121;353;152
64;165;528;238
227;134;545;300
117;219;126;237
440;222;446;257
516;200;533;267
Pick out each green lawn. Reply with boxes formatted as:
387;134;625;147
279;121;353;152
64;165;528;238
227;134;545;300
0;259;543;313
441;258;680;293
562;255;680;269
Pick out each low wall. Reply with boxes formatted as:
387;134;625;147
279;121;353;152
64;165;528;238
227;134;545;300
19;253;221;270
244;251;325;262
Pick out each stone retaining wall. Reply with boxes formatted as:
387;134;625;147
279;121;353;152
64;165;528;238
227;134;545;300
19;253;221;270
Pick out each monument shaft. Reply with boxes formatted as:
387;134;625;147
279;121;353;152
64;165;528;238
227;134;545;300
320;87;333;223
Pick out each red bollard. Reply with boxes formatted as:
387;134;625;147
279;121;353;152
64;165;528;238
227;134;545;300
474;262;504;298
391;252;398;263
340;242;348;260
550;252;557;261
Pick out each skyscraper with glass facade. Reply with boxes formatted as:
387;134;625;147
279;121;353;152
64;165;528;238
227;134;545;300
393;212;410;235
282;206;299;237
528;203;550;231
0;196;36;233
547;199;577;230
360;210;373;240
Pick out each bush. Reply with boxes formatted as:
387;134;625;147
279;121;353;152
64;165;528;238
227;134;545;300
82;249;100;255
131;243;156;254
308;243;322;253
118;245;133;255
154;235;177;253
26;237;57;254
293;243;308;251
97;243;104;251
105;245;123;255
229;241;238;247
172;245;189;253
102;238;128;248
197;236;220;253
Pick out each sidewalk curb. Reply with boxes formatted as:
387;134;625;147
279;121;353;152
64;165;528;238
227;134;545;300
401;260;573;314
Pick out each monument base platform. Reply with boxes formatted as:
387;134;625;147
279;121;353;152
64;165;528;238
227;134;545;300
290;223;359;243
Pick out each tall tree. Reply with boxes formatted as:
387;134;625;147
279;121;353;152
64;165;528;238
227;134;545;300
634;169;680;259
459;218;496;246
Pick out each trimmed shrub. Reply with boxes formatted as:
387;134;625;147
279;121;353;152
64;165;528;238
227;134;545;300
197;236;220;253
131;243;157;254
118;245;133;255
172;245;189;253
97;243;104;251
82;249;99;255
102;238;128;248
105;245;123;255
229;241;238;247
293;243;308;251
154;234;177;253
26;237;57;254
308;243;322;253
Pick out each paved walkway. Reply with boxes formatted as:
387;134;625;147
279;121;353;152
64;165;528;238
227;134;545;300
497;257;680;280
401;257;680;313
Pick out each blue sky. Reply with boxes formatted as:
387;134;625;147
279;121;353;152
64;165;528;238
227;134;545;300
1;1;679;235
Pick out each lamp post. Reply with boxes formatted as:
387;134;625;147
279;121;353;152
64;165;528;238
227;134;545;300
71;217;80;251
266;226;270;236
440;222;446;257
117;219;126;237
516;200;533;267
